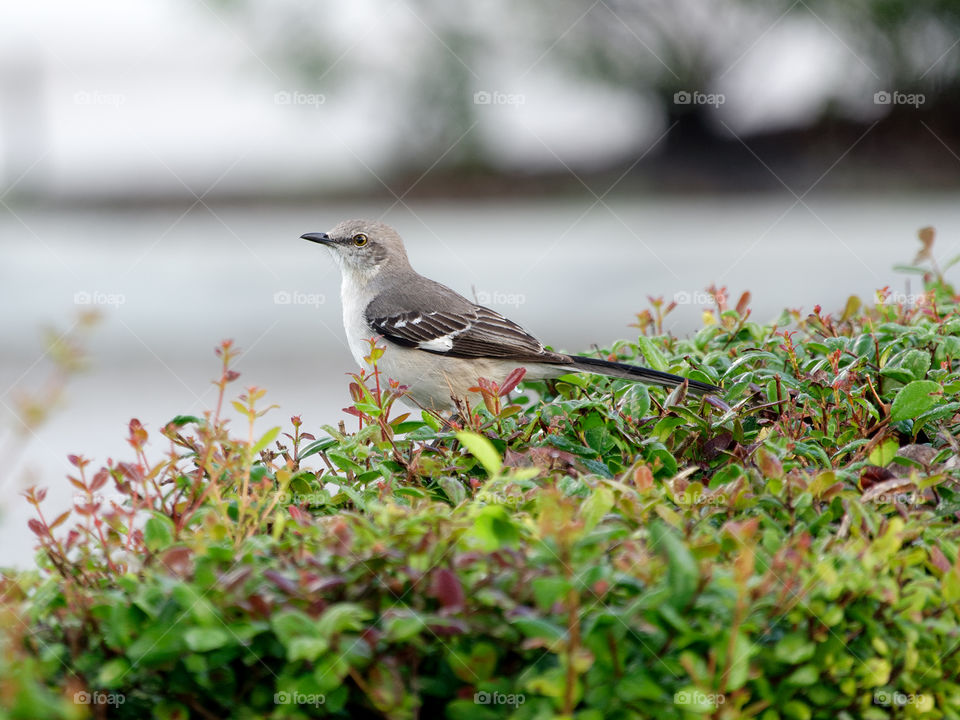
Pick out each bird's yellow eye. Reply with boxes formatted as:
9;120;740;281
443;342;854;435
353;233;368;247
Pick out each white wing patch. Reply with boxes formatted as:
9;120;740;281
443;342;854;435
418;333;456;352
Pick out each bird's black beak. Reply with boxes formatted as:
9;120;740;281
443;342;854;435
301;232;331;245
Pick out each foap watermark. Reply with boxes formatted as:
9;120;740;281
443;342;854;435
874;90;924;108
673;90;725;107
674;290;726;306
74;290;125;308
274;290;325;308
74;90;126;108
274;90;326;109
474;691;525;707
676;492;726;507
874;690;929;707
867;491;925;507
674;690;725;707
475;489;522;506
473;90;525;107
274;691;325;707
476;290;525;308
74;691;125;707
275;490;329;505
878;290;932;307
73;491;127;507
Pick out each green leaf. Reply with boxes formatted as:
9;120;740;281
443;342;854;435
723;632;752;691
168;415;203;427
709;465;744;488
625;384;650;418
447;643;498;683
471;504;519;551
775;633;816;664
456;431;502;476
890;380;941;421
531;577;570;611
782;700;812;720
645;442;678;478
298;437;337;460
126;626;184;665
649;522;699;609
868;438;899;467
861;657;891;687
327;452;364;473
316;603;371;639
286;636;330;662
96;657;131;687
393;420;427;434
421;410;441;431
383;612;425;642
183;626;232;652
900;349;931;381
438;476;466;505
786;664;821;686
636;336;669;372
271;609;316;647
250;425;280;457
580;486;614;531
143;515;174;552
511;616;565;645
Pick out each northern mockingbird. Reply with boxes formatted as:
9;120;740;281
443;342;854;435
302;220;720;410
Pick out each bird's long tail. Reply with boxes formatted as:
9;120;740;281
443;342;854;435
567;355;721;394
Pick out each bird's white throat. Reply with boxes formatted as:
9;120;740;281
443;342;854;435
337;264;379;368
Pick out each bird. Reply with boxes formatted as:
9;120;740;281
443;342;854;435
302;220;720;411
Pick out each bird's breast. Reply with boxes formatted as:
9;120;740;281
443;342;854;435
340;277;376;367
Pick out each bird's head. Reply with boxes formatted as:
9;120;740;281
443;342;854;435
302;219;409;279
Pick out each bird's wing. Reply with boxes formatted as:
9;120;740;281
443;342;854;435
367;304;571;364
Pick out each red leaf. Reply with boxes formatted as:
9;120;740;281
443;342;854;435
430;568;465;610
342;406;364;418
160;546;194;577
225;370;241;382
35;487;48;503
264;569;299;595
28;518;46;537
48;510;71;531
248;593;271;618
127;419;148;449
470;377;497;397
90;469;109;492
499;367;527;397
860;465;894;490
116;462;143;482
930;546;951;574
348;382;364;402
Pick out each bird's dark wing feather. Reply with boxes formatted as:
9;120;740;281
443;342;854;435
367;304;571;364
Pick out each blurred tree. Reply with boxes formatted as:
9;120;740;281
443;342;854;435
389;1;489;173
791;0;960;92
531;0;768;151
209;0;960;185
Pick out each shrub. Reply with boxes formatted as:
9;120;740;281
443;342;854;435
2;229;959;719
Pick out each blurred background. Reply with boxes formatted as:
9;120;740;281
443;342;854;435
2;0;959;565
